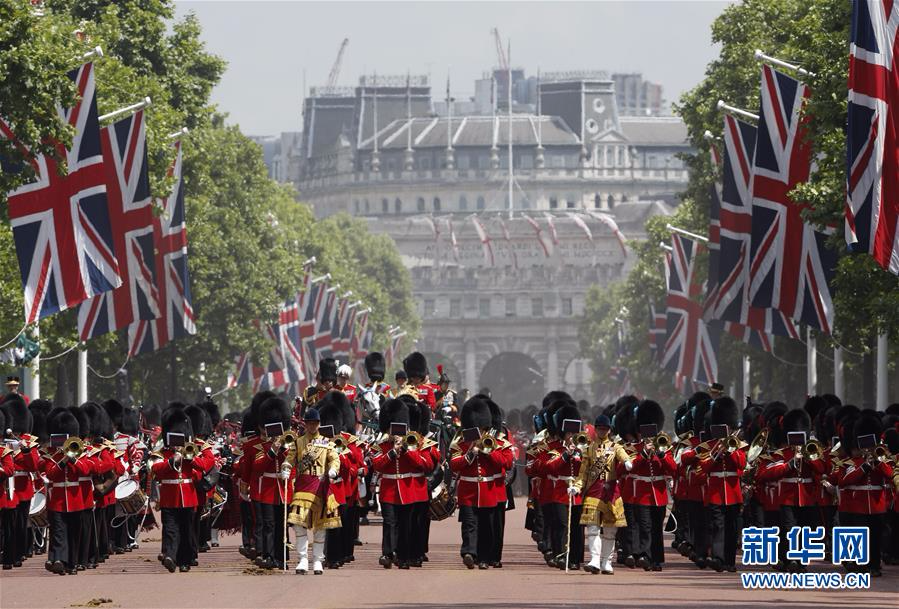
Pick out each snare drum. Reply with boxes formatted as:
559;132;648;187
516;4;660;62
29;492;48;528
115;479;147;515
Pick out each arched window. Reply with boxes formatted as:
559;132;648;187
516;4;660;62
607;194;615;209
459;195;468;211
353;199;360;213
417;197;426;212
433;197;441;212
477;196;486;210
549;196;559;209
594;194;602;209
382;198;389;213
363;199;370;213
395;198;403;214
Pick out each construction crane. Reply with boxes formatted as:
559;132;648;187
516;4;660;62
491;27;508;71
325;37;349;94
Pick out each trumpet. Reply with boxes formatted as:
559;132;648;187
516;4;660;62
655;431;672;453
873;444;892;463
573;432;592;451
63;436;85;460
803;439;825;460
479;435;496;454
278;430;299;451
404;432;421;450
181;442;200;460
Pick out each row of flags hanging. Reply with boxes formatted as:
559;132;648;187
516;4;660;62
646;0;898;390
225;258;379;394
1;62;195;358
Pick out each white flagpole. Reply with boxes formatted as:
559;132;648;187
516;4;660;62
98;97;151;122
78;348;88;403
24;325;40;400
666;223;709;243
754;49;815;77
833;346;844;401
876;331;888;411
716;100;759;122
806;327;817;396
742;355;751;402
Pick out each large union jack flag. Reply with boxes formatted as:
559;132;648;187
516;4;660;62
314;285;338;361
647;303;666;362
2;62;121;323
78;110;158;340
845;0;899;275
748;65;837;334
278;297;305;384
128;141;195;355
662;235;719;385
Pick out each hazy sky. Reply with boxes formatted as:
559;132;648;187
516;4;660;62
174;1;733;136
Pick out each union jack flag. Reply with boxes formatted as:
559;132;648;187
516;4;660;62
3;62;121;323
845;0;899;275
350;308;370;361
300;278;325;379
78;110;158;340
128;141;195;355
471;215;495;266
329;295;348;360
278;298;305;384
314;286;338;360
227;352;253;388
385;330;406;369
648;303;666;362
708;119;797;346
335;302;358;362
748;65;837;333
662;235;719;385
252;319;288;391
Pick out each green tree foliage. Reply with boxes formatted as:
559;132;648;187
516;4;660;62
580;0;896;406
0;1;419;409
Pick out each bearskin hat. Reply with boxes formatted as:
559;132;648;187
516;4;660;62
402;352;428;380
815;406;839;445
48;408;80;438
403;396;430;435
691;399;712;437
762;401;789;447
783;409;811;437
241;407;257;436
822;394;843;409
161;407;193;442
185;404;213;439
0;409;5;438
542;390;573;410
883;428;899;454
486;398;503;431
0;395;32;434
552;403;582;435
316;391;354;433
318;358;338;383
803;395;828;424
461;397;493;430
120;408;139;436
378;397;410;433
709;397;739;430
101;399;125;430
741;404;764;444
506;409;522;430
141;403;162;427
689;391;712;408
612;399;639;439
201;400;221;429
364;352;386;382
259;397;291;429
250;390;277;422
853;411;882;448
165;401;188;412
81;402;113;440
533;408;549;433
636;400;664;430
68;406;90;438
673;403;690;436
29;399;52;443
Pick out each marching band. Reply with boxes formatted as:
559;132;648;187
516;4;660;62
0;358;897;579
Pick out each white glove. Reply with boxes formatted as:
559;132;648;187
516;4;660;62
327;469;339;480
567;486;579;497
279;465;292;480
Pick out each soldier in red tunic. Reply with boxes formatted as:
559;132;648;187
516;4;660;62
0;396;37;569
303;359;338;412
402;352;436;412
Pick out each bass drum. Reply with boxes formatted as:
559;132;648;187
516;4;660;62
29;492;48;528
428;478;458;521
115;479;148;515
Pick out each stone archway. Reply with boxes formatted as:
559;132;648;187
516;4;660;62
563;357;593;401
479;352;544;410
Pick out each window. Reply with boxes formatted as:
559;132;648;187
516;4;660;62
382;198;389;213
566;199;576;209
477;196;486;210
420;157;431;170
594;194;602;209
549;196;559;209
433;197;441;212
607;194;615;209
459;195;468;211
424;299;435;317
450;299;461;318
457;154;470;170
479;298;491;317
531;298;544;316
363;199;370;213
395;198;403;214
353;199;360;213
478;155;492;170
505;297;516;317
519;154;533;170
417;197;426;212
562;298;573;316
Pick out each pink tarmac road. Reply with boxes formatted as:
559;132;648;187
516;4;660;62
1;510;896;609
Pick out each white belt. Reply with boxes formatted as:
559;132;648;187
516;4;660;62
262;473;281;479
50;482;80;488
161;479;193;485
844;485;881;491
631;475;666;482
381;472;424;480
781;477;812;484
709;471;739;478
13;472;31;477
460;473;503;483
77;477;92;483
547;475;575;482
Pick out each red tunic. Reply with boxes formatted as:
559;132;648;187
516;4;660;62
11;437;39;503
151;449;204;509
0;448;16;510
757;447;825;507
450;440;511;508
699;441;746;505
622;443;675;507
41;451;93;512
371;440;430;505
251;441;293;504
836;457;892;515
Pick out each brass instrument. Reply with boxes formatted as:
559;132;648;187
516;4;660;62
181;441;200;460
404;432;421;449
63;437;85;460
804;439;825;460
4;429;35;451
279;430;299;451
655;431;672;453
746;429;768;464
479;434;496;454
873;444;892;463
574;432;592;451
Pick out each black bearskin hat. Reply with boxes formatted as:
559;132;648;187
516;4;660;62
402;352;428;380
709;397;739;430
81;402;113;440
815;406;839;445
0;395;32;434
0;409;5;439
364;352;386;382
30;399;52;443
674;403;690;436
461;397;493;430
803;396;828;423
742;404;764;445
201;400;221;429
48;408;80;438
763;401;789;447
691;399;711;437
783;408;811;434
316;391;354;433
486;399;503;432
853;411;882;448
552;404;582;435
402;395;430;435
101;399;125;430
141;403;161;427
165;401;188;412
185;405;213;439
241;407;257;436
636;400;664;430
378;397;410;433
883;428;899;454
161;407;193;442
120;408;140;436
612;397;639;439
542;390;573;410
318;358;338;383
68;406;90;439
259;397;291;429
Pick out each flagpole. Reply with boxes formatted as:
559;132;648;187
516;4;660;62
98;97;151;123
806;327;817;396
716;100;759;122
77;347;88;403
833;346;844;401
168;127;189;141
876;331;888;411
742;355;751;402
24;325;40;400
754;49;815;77
666;223;709;243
